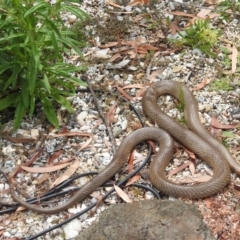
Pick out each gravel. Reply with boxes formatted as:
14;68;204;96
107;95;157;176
1;0;240;239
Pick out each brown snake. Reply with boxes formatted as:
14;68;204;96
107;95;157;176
4;80;239;214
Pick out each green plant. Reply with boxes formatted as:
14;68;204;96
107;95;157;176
217;47;232;71
219;0;240;12
170;18;220;57
0;0;89;129
209;78;233;91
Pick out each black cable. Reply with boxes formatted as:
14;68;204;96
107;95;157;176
23;143;154;240
2;86;160;239
0;173;99;214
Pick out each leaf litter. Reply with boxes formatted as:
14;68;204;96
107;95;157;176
1;0;240;239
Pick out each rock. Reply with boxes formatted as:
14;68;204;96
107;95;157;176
75;200;215;240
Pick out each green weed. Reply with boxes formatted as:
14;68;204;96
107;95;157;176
0;0;89;129
209;78;233;91
170;19;220;57
219;0;240;12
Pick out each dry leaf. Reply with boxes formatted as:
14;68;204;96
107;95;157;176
128;150;134;173
112;46;130;53
105;0;122;8
147;69;164;81
205;0;223;4
211;116;239;129
183;147;196;160
196;7;213;19
100;42;118;48
130;122;142;130
131;39;138;55
129;0;149;6
125;175;141;186
79;136;93;152
208;13;221;19
122;83;148;89
189;162;196;175
137;46;148;54
50;158;75;166
167;161;192;178
110;53;122;62
10;146;44;178
196;175;212;182
169;11;195;18
210;126;222;136
234;184;240;191
145;140;157;154
109;11;133;14
224;45;238;74
49;158;80;189
204;198;212;208
37;173;50;185
2;238;18;240
115;83;133;100
113;184;132;203
21;162;71;173
140;45;160;51
16;205;29;212
106;101;118;127
47;150;64;164
185;175;212;183
127;50;137;59
194;78;212;90
46;132;92;138
5;135;36;143
170;22;181;35
135;88;146;98
92;195;104;215
189;17;200;26
231;45;238;74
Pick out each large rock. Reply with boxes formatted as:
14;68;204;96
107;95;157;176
76;200;215;240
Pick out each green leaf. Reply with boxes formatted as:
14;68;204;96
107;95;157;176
0;0;87;128
0;33;24;42
40;94;59;128
14;101;26;130
28;56;37;95
31;40;40;67
61;5;89;21
0;62;12;74
50;31;59;54
20;77;29;109
68;76;87;86
29;95;35;118
57;37;84;58
0;51;12;62
0;93;18;111
51;85;75;96
4;64;22;90
44;18;61;37
42;74;51;93
221;131;236;138
24;2;49;18
52;92;74;113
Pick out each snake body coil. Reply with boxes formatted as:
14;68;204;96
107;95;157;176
9;81;237;214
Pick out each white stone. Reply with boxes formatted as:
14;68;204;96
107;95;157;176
63;219;82;238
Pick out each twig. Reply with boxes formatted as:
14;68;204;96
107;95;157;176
82;75;117;155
